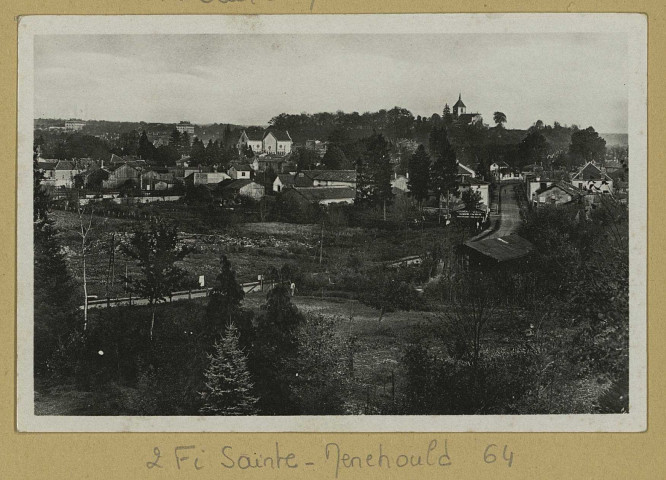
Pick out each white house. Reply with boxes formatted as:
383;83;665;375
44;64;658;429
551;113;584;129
457;162;476;178
176;121;195;136
459;177;491;211
184;171;231;186
237;129;293;156
229;164;254;180
263;130;293;156
305;170;356;188
237;130;264;154
570;162;613;194
273;173;295;193
65;120;85;131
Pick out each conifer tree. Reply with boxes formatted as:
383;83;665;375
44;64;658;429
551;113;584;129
407;144;430;210
354;155;373;207
430;128;459;222
443;104;453;126
200;323;258;416
137;130;155;161
250;283;304;414
190;137;206;165
34;154;78;375
169;129;181;148
180;131;191;155
205;256;253;345
321;144;347;170
364;133;394;219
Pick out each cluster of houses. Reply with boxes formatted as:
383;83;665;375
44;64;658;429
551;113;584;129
523;161;622;208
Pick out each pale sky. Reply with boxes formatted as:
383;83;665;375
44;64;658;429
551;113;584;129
34;33;628;132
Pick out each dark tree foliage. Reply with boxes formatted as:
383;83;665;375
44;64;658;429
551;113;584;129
168;129;180;146
355;133;394;217
45;133;112;160
184;184;214;205
137;130;156;160
518;128;549;168
205;256;253;347
200;323;258;416
292;314;350;414
407;144;430;208
518;199;629;411
153;144;180;166
121;221;191;340
291;147;319;172
33;152;78;377
189;137;207;165
321;144;348;170
442;104;453;126
493;111;507;127
569;126;606;165
116;130;140;156
461;189;482;210
359;270;419;322
250;283;305;414
243;144;255;159
429;127;459;214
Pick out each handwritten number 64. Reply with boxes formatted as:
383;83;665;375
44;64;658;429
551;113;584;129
484;444;513;467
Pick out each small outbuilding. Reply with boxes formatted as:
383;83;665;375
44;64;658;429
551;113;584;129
461;235;534;270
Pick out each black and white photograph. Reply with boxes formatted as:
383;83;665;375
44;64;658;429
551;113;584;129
17;14;646;432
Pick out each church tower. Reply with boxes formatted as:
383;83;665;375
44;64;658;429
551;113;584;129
453;93;466;118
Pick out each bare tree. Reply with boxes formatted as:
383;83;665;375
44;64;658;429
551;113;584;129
445;272;499;386
76;195;95;331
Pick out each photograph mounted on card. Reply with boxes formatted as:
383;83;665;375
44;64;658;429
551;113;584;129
16;13;647;432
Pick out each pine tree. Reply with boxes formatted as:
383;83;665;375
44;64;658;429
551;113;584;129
407;144;430;209
443;104;453;126
33;153;77;375
430;128;459;222
137;130;155;161
180;131;191;155
250;283;304;414
169;129;181;149
354;154;373;207
321;144;347;170
205;256;251;343
190;137;206;165
365;133;394;220
200;323;258;416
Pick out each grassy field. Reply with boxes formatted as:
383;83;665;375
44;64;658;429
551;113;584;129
51;209;468;302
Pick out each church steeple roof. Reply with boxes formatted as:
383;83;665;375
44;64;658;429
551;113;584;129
453;93;466;109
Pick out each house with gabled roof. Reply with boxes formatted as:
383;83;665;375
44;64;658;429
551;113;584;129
273;173;295;193
457;162;476;178
237;130;264;154
103;163;141;189
461;235;534;270
38;159;81;188
236;128;293;156
571;162;613;194
533;181;584;207
216;179;265;202
228;163;254;180
263;129;293;156
459;176;491;211
281;186;355;206
305;170;356;188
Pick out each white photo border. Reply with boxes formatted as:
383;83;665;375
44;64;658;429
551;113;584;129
16;13;647;432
